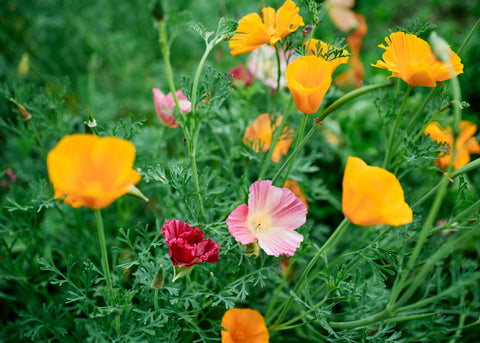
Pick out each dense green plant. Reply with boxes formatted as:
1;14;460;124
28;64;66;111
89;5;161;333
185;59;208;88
1;0;479;342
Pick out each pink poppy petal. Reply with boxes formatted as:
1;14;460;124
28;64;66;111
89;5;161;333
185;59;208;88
226;204;257;244
270;188;307;230
257;229;304;257
247;180;283;214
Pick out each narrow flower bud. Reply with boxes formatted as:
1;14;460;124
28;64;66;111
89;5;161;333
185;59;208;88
10;98;31;120
429;32;452;65
151;0;164;21
152;264;165;289
302;24;312;37
18;53;29;76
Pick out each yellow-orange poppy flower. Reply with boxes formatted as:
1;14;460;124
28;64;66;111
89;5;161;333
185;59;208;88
342;156;412;226
243;113;293;163
424;121;480;170
285;55;334;114
221;308;269;343
47;134;141;210
372;31;463;87
305;39;349;73
229;0;304;56
283;179;309;211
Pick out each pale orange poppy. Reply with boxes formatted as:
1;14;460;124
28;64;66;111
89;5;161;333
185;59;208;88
47;134;141;210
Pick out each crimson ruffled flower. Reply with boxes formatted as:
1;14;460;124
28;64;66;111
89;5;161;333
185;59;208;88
161;219;220;267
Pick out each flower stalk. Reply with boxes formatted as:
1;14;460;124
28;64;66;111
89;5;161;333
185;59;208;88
95;210;113;298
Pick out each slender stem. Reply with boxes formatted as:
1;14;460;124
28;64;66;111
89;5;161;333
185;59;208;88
412;158;480;210
272;81;393;185
271;218;350;330
154;288;159;311
95;210;113;295
281;113;309;185
448;293;467;343
330;309;392;329
274;45;282;97
317;81;393;122
383;85;413;169
405;86;437;133
457;18;480;55
272;124;318;185
258;100;294;181
265;257;294;323
158;21;181;111
271;291;331;331
412;101;452;143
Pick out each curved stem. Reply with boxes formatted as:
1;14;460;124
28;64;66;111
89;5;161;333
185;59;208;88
158;21;181;111
383;85;413;169
271;218;350;330
281;113;309;185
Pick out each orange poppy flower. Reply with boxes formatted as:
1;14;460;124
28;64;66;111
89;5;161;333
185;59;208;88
243;113;293;163
221;308;269;343
283;179;309;211
372;31;463;87
342;156;412;226
305;39;349;73
424;121;480;170
229;0;304;56
285;55;334;114
47;134;141;210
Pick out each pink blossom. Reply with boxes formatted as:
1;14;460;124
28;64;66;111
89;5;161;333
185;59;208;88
226;180;307;257
161;219;220;267
152;88;191;128
247;46;296;90
228;65;254;88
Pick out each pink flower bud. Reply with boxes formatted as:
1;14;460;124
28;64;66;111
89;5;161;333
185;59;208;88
152;89;191;128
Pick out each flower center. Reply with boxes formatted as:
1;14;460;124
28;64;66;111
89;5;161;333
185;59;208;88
232;329;246;340
252;214;272;233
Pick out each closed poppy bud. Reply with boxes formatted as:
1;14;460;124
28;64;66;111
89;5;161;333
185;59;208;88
342;156;412;226
285;55;334;114
47;134;141;210
10;98;31;120
152;264;165;289
152;88;191;128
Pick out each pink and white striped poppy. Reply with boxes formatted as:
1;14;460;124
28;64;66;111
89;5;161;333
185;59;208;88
226;180;307;257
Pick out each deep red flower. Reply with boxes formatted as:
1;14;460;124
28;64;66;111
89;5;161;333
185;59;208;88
161;219;220;267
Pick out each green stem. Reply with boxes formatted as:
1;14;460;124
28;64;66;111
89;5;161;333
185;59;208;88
271;291;331;331
449;293;467;343
265;257;295;323
330;309;392;329
154;288;159;311
457;18;480;55
258;100;294;181
271;81;393;185
274;45;282;97
281;113;309;185
158;20;182;111
405;86;437;133
95;210;113;297
383;85;413;169
271;218;350;330
412;158;480;210
317;81;393;122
